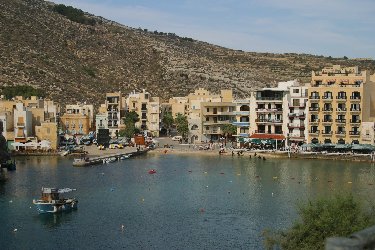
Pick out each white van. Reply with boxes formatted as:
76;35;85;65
172;136;182;141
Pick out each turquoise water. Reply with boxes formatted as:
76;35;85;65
1;154;375;249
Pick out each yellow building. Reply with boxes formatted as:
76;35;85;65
60;113;91;135
308;65;375;144
35;122;58;150
201;89;235;141
126;89;160;137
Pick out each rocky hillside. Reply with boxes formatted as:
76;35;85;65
1;0;374;108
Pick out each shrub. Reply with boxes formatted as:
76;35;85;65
52;4;96;26
1;85;45;100
263;193;375;250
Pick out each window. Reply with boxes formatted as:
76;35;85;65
206;117;209;121
293;89;299;93
207;108;209;112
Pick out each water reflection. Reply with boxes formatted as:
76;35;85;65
33;211;76;229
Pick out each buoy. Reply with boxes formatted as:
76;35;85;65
110;188;115;191
348;181;352;184
273;176;278;179
206;186;208;188
188;170;192;173
272;192;274;197
121;224;125;231
229;180;232;183
200;208;205;213
9;200;13;203
237;173;241;176
204;171;208;174
142;198;145;202
220;172;224;175
13;229;17;232
148;169;156;174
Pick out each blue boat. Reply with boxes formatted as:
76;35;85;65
33;187;78;214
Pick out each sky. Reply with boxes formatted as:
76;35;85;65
53;0;375;59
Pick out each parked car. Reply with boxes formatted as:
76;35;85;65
172;136;182;141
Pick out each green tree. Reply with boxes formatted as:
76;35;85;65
263;193;375;250
221;124;237;141
162;112;174;136
121;111;140;140
175;113;188;140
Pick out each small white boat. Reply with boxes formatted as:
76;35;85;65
120;154;131;160
61;150;70;156
33;187;78;214
103;157;117;164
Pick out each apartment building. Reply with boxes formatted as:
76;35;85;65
307;65;375;144
126;89;160;137
105;92;126;137
60;103;94;135
35;122;58;149
232;99;251;138
13;103;33;143
0;111;14;141
287;82;309;145
201;90;235;142
250;82;291;142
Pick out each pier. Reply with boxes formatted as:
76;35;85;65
72;149;149;167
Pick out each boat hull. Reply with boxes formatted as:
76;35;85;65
33;199;78;214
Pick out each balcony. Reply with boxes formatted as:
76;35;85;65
335;131;346;136
288;112;305;118
288;123;305;128
350;119;361;124
203;129;222;135
288;103;306;108
336;96;347;100
322;119;333;123
16;122;25;127
309;130;320;135
322;131;333;135
349;131;360;136
255;118;283;123
309;107;320;112
322;96;333;100
256;96;282;101
350;108;361;113
336;108;347;112
233;111;250;116
309;95;320;99
255;108;283;113
255;130;266;133
350;96;361;102
322;108;333;112
232;121;250;127
203;120;233;125
309;119;320;123
335;119;346;123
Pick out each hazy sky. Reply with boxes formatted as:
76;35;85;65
53;0;375;59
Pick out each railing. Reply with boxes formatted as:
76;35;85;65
336;96;347;100
322;96;333;100
309;130;320;134
255;96;283;100
322;131;333;135
309;107;320;111
322;119;333;123
326;225;375;249
335;131;346;135
350;108;361;112
288;123;305;128
322;108;333;112
335;119;346;123
309;96;320;99
336;108;347;112
309;119;320;123
350;119;361;123
349;131;360;135
255;119;283;123
16;123;25;127
255;130;265;133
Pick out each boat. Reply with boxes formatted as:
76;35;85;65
61;150;70;156
33;187;78;214
120;154;132;160
103;157;116;164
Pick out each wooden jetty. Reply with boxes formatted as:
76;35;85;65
72;149;149;167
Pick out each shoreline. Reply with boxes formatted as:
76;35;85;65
150;147;375;163
10;146;375;163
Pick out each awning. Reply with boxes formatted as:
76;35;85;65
352;144;375;151
249;133;285;140
334;144;352;149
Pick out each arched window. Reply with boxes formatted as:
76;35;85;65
191;124;198;130
240;105;250;111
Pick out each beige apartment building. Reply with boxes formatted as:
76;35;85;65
35;122;58;150
126;89;160;137
308;65;375;144
105;92;126;137
201;89;235;142
232;99;251;139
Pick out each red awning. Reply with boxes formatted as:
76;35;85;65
249;133;285;140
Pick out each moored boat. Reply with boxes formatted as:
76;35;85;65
33;187;78;214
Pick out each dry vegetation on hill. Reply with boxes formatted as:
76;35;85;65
1;0;374;107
